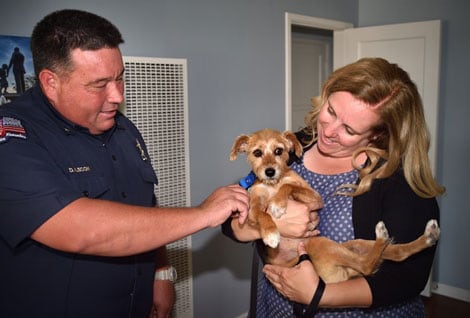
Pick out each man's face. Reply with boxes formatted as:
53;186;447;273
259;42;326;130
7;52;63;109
52;48;125;135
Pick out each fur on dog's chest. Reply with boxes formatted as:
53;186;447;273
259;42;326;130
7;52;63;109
251;182;281;198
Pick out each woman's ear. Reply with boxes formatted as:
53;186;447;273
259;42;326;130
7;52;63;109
368;128;388;149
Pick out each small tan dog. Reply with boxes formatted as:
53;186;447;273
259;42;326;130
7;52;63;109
230;128;440;283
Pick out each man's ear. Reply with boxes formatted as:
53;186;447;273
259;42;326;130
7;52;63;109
38;69;59;102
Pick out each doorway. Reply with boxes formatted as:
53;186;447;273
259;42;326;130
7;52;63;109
291;26;333;131
284;13;352;130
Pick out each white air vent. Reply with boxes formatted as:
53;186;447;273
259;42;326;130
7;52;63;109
122;56;192;318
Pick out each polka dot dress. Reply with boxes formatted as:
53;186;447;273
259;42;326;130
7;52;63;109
255;159;425;317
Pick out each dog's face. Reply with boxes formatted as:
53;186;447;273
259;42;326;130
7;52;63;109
230;129;303;185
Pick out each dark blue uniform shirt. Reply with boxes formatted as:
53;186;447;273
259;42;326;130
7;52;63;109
0;85;159;317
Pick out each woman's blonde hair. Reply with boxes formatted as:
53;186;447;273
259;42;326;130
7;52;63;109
302;57;445;198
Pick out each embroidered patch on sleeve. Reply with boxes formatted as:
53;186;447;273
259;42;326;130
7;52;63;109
0;116;27;143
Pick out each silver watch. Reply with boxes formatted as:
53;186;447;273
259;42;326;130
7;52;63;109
154;266;177;282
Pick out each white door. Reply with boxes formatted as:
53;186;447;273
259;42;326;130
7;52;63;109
333;20;441;174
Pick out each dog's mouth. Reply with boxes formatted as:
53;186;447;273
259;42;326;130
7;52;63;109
262;178;279;185
259;167;280;184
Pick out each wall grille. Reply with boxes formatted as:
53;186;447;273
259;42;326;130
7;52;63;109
122;56;192;318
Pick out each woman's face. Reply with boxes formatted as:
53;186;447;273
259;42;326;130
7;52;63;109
316;91;382;159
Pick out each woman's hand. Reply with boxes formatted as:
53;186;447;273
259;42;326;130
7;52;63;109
273;200;321;239
230;198;321;242
263;242;320;304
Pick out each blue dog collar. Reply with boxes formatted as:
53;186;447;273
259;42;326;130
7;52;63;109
238;171;256;189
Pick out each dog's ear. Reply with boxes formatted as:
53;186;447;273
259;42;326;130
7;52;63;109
230;135;250;161
283;131;303;158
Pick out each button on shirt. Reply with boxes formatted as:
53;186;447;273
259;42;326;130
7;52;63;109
0;85;159;317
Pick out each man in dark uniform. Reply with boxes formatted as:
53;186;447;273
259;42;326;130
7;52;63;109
0;9;249;318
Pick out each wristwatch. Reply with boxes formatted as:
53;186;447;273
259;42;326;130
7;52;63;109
154;266;177;282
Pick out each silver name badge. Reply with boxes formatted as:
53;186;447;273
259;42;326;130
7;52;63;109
136;139;148;161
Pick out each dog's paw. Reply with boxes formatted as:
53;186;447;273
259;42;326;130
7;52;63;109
269;203;286;219
425;219;440;245
375;221;389;239
263;231;281;248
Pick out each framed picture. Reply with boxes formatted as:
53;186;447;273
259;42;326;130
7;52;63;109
0;35;35;103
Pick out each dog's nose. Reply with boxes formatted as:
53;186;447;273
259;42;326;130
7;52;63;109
265;168;276;178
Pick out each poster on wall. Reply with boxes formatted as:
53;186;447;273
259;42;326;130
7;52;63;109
0;35;36;105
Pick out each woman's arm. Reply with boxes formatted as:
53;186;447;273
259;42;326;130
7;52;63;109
264;173;440;309
355;173;440;307
264;242;372;308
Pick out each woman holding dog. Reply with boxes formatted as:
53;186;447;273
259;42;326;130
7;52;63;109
223;57;444;317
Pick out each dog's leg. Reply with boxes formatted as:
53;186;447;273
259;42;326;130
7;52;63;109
250;195;281;249
339;222;391;277
381;219;440;261
303;222;391;283
341;219;440;262
292;220;438;283
358;221;393;274
290;185;322;207
269;184;320;218
258;213;281;248
268;184;291;218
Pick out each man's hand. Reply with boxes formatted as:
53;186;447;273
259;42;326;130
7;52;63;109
198;184;249;227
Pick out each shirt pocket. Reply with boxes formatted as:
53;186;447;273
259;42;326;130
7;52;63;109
138;162;159;187
70;174;110;199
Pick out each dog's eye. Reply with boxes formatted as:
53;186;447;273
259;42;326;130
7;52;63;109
253;149;263;157
274;148;284;156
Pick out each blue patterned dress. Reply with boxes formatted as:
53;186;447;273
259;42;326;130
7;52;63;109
255;159;424;317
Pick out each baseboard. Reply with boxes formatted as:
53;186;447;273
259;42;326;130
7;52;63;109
432;282;470;302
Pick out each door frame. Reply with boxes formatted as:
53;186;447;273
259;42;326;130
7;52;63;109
285;13;352;130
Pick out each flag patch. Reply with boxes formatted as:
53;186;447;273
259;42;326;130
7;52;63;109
0;116;27;143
